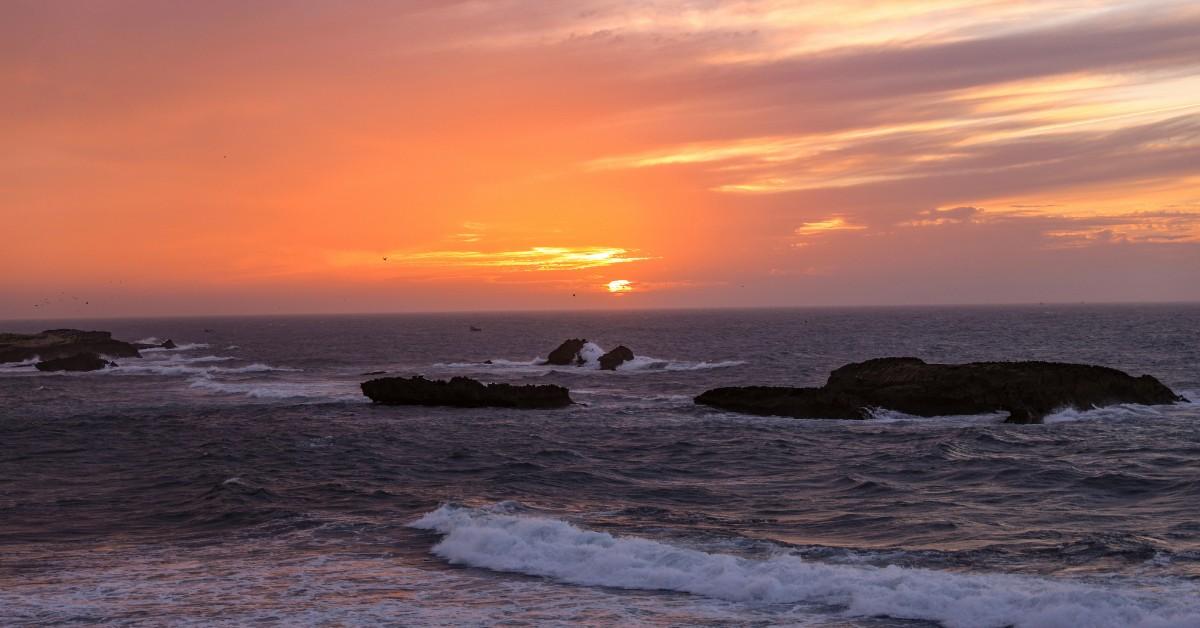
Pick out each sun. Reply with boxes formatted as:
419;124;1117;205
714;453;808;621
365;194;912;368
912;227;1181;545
606;279;633;293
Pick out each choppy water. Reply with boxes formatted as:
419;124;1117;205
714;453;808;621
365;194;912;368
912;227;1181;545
2;305;1199;627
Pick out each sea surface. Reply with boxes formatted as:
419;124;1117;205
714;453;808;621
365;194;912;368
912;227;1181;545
2;305;1199;627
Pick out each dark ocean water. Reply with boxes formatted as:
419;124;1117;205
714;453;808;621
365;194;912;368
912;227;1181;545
2;305;1199;627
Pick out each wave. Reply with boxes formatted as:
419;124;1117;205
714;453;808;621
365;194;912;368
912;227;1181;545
187;376;362;402
99;352;297;376
866;408;1008;424
133;337;209;352
411;503;1200;628
1040;396;1196;424
140;342;209;353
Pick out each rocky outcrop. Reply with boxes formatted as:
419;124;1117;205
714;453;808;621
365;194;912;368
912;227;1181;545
361;376;573;409
598;346;635;370
546;339;588;366
0;329;141;363
696;357;1186;424
35;352;115;372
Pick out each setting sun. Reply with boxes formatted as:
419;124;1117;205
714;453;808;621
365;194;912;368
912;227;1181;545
607;279;633;293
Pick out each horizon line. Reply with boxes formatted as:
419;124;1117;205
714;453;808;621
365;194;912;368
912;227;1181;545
3;298;1199;324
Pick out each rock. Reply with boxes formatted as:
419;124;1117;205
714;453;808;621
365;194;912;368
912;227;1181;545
696;357;1185;424
546;339;588;366
132;339;177;350
361;370;387;376
0;329;141;363
35;352;115;372
598;345;635;370
361;376;572;409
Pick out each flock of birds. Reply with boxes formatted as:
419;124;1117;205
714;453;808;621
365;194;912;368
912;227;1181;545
32;294;89;309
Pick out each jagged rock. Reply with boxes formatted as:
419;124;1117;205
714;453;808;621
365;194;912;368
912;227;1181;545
546;339;588;366
598;345;635;370
696;357;1185;424
0;329;141;363
361;375;573;409
35;352;115;372
161;339;177;349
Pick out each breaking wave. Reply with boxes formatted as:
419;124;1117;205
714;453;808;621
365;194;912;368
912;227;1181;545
411;503;1200;628
103;356;296;376
187;376;363;402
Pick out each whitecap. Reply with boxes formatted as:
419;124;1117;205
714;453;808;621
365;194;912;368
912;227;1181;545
187;376;362;402
411;503;1200;628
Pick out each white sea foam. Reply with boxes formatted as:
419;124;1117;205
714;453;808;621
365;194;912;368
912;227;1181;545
411;503;1200;628
0;357;39;370
101;353;296;376
1042;403;1173;424
188;376;362;402
866;408;1007;424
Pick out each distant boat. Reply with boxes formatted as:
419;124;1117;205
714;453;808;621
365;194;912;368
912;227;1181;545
469;326;482;332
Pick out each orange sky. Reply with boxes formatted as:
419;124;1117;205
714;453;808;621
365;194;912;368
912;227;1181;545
3;1;1199;319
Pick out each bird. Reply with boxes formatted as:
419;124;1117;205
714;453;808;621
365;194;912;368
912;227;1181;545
382;257;388;262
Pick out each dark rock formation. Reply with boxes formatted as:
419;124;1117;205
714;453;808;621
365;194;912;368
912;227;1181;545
546;339;588;366
361;375;573;409
696;357;1185;424
0;329;141;363
35;352;115;372
161;339;177;349
598;345;635;370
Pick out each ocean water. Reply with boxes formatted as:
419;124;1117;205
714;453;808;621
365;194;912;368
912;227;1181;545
2;305;1199;627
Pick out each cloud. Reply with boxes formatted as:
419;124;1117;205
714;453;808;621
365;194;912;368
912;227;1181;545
903;206;981;226
794;216;867;237
331;246;654;272
897;207;1200;248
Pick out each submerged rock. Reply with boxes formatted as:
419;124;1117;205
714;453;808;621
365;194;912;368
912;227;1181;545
0;329;141;363
361;375;573;409
696;357;1185;424
132;338;177;350
35;352;115;372
598;345;635;370
546;339;588;366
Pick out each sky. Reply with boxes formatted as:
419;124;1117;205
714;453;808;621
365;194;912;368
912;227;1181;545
3;0;1199;319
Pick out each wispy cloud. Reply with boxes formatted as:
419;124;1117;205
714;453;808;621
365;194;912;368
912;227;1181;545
331;247;654;272
795;217;867;237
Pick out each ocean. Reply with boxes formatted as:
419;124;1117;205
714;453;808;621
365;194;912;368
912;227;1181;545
2;305;1199;627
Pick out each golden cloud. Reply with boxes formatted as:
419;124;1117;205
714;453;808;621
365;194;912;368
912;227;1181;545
331;247;653;272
